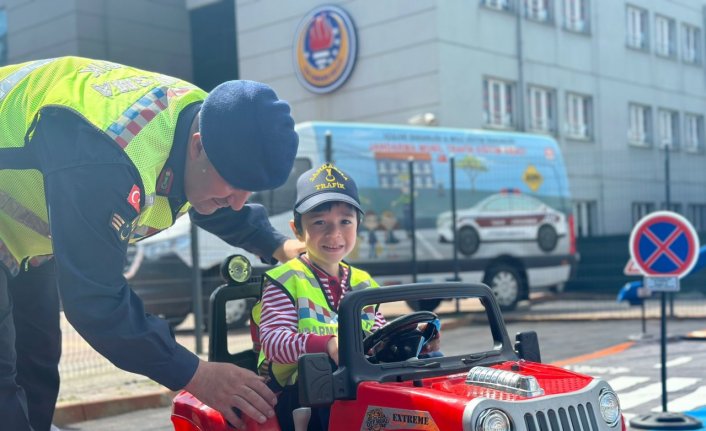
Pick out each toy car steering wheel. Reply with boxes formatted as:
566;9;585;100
363;311;439;363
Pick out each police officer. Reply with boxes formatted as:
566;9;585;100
0;56;302;431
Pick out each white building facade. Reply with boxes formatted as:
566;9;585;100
236;0;706;237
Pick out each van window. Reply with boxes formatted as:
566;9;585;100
250;158;312;214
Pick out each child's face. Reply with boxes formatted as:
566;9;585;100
294;202;358;273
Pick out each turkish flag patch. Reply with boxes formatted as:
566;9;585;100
127;185;141;213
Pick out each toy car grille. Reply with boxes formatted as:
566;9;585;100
463;379;620;431
524;403;599;431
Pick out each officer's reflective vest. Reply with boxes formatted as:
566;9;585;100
0;57;206;275
253;258;378;389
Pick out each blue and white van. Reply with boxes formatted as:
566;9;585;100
130;122;577;318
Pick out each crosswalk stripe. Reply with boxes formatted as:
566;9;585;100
618;378;700;410
608;376;650;392
650;386;706;413
653;356;692;369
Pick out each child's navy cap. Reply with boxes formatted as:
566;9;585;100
294;163;364;215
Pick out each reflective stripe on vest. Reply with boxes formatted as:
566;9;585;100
0;58;57;103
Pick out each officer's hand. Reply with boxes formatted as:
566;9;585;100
184;360;277;429
272;239;305;263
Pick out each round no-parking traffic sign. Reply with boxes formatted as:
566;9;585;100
629;211;700;278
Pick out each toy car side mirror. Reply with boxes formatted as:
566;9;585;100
515;331;541;363
298;353;334;407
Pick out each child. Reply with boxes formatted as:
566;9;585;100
255;163;386;431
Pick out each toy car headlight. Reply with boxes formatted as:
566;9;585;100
598;389;621;427
476;409;512;431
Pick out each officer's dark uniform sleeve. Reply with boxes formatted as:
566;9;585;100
190;204;287;265
45;163;199;391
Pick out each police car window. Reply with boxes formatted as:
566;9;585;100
249;158;312;215
483;197;512;212
512;195;543;211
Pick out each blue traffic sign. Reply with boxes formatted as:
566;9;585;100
629;211;700;278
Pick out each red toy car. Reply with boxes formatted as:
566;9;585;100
172;257;625;431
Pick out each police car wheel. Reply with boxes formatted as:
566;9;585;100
458;226;480;256
484;264;521;311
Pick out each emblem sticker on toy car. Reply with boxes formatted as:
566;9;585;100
361;406;439;431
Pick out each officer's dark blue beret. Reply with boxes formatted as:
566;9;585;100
200;80;298;191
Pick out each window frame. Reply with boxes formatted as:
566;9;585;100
482;0;513;12
563;0;589;33
684;113;704;153
687;203;706;232
657;108;679;150
525;0;552;23
483;77;516;129
626;5;649;51
632;201;656;225
654;15;676;58
628;103;652;147
682;23;702;64
565;92;592;140
527;85;555;134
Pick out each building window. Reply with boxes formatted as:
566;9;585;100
658;109;679;150
528;86;555;133
573;200;597;238
626;5;648;50
565;92;592;139
483;0;512;12
687;204;706;232
655;15;676;58
682;24;701;64
483;78;515;129
660;202;682;214
628;103;651;146
684;113;704;152
525;0;551;22
632;202;655;224
564;0;589;33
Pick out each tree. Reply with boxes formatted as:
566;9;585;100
456;155;488;191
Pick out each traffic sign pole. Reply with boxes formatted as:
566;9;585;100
628;211;701;430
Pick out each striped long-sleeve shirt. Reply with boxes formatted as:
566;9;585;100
259;256;386;364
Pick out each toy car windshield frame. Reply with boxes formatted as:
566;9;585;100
298;282;520;404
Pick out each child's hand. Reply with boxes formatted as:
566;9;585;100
419;322;441;354
421;335;441;354
326;337;339;365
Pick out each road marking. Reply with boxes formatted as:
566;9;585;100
650;386;706;412
652;356;692;368
563;365;630;375
618;378;700;410
551;342;635;367
607;376;650;392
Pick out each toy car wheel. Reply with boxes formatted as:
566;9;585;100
537;224;558;252
405;298;442;312
458;226;480;256
483;264;522;311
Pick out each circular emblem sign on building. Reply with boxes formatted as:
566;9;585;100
293;5;357;94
